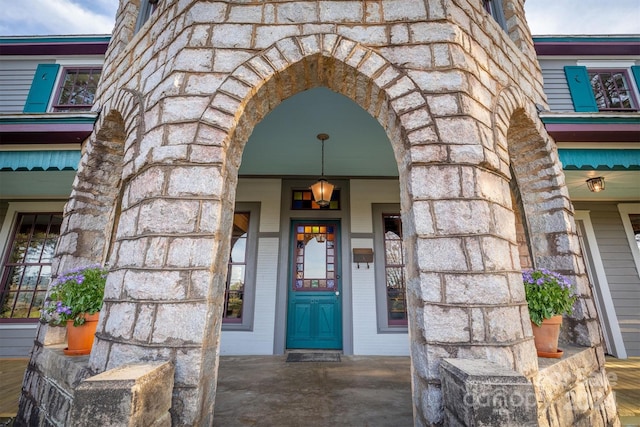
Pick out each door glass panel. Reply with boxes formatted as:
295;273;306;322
293;224;336;291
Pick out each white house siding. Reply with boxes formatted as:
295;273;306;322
0;324;37;357
220;179;281;355
0;58;51;113
221;178;410;355
350;180;409;355
538;58;574;112
574;201;640;356
219;237;280;355
235;178;282;233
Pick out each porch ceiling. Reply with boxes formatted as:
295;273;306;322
563;169;640;201
238;87;399;178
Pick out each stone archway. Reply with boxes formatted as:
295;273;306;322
495;86;603;349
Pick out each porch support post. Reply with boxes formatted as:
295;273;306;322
404;161;538;426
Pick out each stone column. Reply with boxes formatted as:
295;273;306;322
405;161;537;425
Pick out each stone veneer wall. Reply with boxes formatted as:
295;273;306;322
533;347;618;426
17;1;614;425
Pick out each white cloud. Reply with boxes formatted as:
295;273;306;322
525;0;640;35
0;0;638;37
0;0;117;36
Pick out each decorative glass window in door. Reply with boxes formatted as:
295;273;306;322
223;212;249;323
383;214;407;325
293;224;336;290
0;213;62;320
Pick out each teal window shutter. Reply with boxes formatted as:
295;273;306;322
23;64;60;113
564;66;598;112
631;66;640;96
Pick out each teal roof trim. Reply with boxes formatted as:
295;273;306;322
0;150;81;171
533;36;640;43
0;116;97;125
0;35;111;44
541;116;640;125
558;149;640;171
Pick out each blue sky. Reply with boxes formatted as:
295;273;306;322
0;0;638;36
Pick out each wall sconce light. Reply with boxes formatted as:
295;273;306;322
310;133;334;207
586;177;605;192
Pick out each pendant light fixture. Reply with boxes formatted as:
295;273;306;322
586;176;605;192
310;133;334;207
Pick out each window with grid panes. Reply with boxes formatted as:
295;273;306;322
135;0;160;32
51;68;102;112
382;213;407;326
482;0;508;30
223;212;250;323
589;69;638;111
0;213;62;320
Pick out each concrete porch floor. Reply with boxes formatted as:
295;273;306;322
215;355;413;426
1;355;639;426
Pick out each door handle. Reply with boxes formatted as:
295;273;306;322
335;291;340;296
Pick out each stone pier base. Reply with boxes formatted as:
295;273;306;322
440;358;538;427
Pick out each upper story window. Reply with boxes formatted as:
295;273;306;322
564;65;640;113
589;69;637;111
135;0;160;33
23;64;102;114
482;0;508;30
52;68;102;112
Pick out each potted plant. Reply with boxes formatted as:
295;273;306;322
41;264;107;356
523;268;578;358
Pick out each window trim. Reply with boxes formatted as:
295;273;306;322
482;0;508;31
135;0;160;33
372;203;407;333
222;202;260;331
618;203;640;278
0;202;66;323
50;66;102;113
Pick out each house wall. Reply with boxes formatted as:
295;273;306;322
220;178;410;356
350;179;408;355
17;1;614;425
220;179;281;355
574;201;640;356
538;58;574;112
0;201;28;358
0;201;68;357
0;58;50;113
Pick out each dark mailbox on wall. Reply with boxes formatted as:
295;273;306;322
353;248;373;268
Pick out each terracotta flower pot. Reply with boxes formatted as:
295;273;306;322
64;312;100;356
531;314;563;358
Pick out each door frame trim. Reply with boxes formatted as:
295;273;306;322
274;179;352;354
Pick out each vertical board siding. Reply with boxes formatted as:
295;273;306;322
539;59;575;112
575;202;640;356
0;59;54;113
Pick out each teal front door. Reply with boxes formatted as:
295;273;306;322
286;220;342;350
